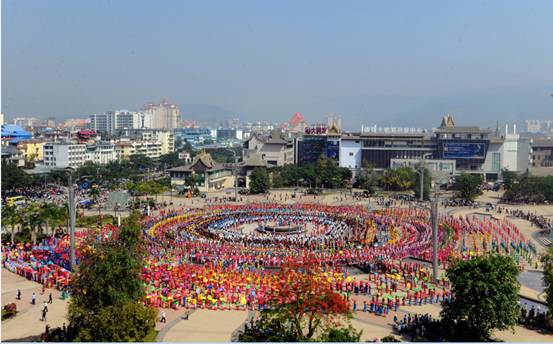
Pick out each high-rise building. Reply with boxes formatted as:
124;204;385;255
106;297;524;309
142;100;180;129
89;113;113;134
90;110;149;134
13;117;41;129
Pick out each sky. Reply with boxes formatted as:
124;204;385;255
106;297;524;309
2;0;553;129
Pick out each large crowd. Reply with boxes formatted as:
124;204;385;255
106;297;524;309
2;184;110;209
497;207;553;231
1;201;538;313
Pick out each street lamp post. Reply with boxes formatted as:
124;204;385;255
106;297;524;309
66;169;77;271
431;188;439;282
225;149;238;201
418;152;433;202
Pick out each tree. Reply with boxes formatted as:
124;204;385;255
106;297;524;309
454;173;482;202
239;265;353;342
320;326;362;342
159;152;185;169
174;136;184;150
413;167;431;200
129;154;154;170
67;212;157;341
381;335;401;342
502;170;519;191
185;174;204;192
541;247;553;317
249;168;271;194
1;160;34;190
2;204;20;242
441;255;520;341
381;167;415;191
503;175;553;204
355;161;379;193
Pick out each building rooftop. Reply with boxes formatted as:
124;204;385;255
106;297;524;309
532;139;553;148
168;151;228;172
435;126;492;134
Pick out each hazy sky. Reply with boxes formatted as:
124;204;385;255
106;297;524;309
3;0;553;128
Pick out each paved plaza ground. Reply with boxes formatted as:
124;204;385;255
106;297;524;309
3;189;553;341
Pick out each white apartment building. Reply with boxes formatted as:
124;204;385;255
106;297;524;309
90;110;152;134
44;139;164;169
43;143;87;169
114;129;175;155
115;139;163;160
85;142;117;165
140;130;174;154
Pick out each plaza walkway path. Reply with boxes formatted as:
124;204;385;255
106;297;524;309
1;268;68;342
156;309;249;342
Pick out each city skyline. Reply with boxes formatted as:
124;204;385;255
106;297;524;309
3;0;553;128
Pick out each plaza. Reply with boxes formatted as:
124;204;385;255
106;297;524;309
2;189;552;341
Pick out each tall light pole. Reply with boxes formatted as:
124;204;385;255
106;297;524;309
431;187;439;282
66;168;77;271
418;152;432;202
225;149;238;201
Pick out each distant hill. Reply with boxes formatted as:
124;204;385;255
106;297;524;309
180;103;238;123
306;84;553;130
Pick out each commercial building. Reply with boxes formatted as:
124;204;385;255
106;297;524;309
168;151;235;192
433;115;492;173
294;115;528;181
143;100;180;129
390;158;456;177
295;124;341;166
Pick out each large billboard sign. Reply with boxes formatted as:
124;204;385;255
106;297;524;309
326;140;340;160
443;142;486;159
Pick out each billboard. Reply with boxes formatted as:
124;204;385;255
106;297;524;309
442;142;486;159
326;140;340;160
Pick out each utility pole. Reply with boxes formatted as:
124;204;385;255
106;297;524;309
419;152;432;202
431;188;439;283
67;171;76;271
225;149;238;201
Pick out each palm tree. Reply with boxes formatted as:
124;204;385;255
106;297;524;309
2;204;21;242
22;203;45;244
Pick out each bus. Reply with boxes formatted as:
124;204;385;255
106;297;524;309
6;196;27;206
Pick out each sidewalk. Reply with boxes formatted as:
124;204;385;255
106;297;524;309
1;268;69;342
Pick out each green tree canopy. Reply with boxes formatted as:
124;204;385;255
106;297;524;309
249;167;271;194
441;255;520;341
454;173;482;201
502;175;553;203
381;167;415;191
541;247;553;316
412;167;432;200
1;160;34;190
68;212;156;341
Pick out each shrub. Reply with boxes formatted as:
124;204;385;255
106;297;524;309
2;303;17;319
